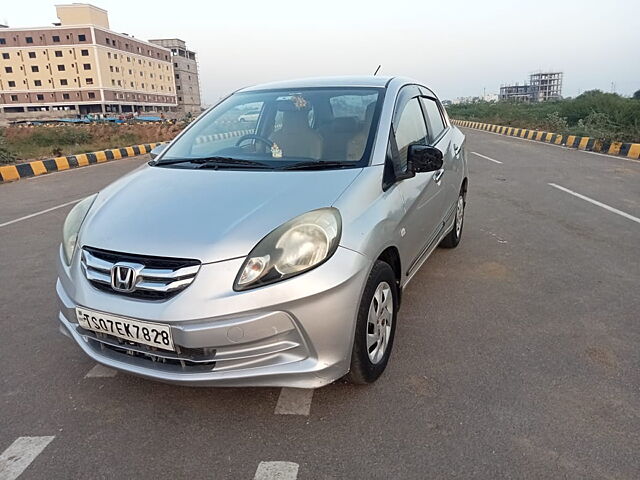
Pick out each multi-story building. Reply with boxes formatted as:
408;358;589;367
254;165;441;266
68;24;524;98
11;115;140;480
149;38;202;116
0;4;177;123
499;72;563;102
529;72;563;102
499;83;533;102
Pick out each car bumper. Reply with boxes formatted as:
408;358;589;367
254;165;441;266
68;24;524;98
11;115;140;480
56;246;371;388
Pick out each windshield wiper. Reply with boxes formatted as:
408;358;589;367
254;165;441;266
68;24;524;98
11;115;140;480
156;156;272;168
279;161;360;170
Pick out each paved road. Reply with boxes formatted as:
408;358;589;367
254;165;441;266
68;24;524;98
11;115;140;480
1;130;638;479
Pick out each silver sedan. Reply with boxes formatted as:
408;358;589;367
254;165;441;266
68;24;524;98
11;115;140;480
56;76;468;387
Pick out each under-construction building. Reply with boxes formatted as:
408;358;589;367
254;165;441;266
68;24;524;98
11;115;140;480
500;72;563;102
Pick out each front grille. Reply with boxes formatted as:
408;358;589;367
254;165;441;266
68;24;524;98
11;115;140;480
81;329;217;372
81;247;201;300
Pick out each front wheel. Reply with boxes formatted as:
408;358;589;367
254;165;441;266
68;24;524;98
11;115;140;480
440;191;465;248
347;261;398;384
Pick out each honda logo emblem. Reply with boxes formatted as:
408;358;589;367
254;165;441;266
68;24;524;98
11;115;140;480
111;263;138;292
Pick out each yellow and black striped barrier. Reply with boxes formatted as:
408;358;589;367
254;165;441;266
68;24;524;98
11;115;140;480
0;142;167;184
452;119;640;160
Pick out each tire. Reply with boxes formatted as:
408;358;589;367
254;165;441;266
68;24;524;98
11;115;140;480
347;260;398;384
440;190;466;249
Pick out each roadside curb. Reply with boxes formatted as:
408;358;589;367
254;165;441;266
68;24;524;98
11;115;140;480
452;119;640;160
0;142;167;184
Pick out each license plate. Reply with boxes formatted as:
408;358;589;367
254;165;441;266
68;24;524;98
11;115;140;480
75;306;175;352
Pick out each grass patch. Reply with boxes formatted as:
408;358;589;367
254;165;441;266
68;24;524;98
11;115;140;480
0;123;185;164
446;90;640;144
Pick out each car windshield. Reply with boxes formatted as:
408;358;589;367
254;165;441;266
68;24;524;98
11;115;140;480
156;87;383;169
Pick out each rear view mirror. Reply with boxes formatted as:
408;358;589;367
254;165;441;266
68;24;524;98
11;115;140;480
407;145;443;173
149;143;168;160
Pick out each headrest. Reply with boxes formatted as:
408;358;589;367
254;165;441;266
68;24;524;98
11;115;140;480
332;116;359;133
364;101;376;123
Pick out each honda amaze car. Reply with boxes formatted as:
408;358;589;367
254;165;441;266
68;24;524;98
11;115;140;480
57;76;467;387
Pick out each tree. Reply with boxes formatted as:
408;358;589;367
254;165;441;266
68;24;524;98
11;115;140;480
633;89;640;100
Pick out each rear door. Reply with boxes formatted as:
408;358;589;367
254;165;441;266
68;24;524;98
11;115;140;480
390;86;448;278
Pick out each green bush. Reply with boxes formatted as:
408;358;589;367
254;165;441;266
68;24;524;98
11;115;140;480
447;90;640;143
28;127;93;147
0;132;16;164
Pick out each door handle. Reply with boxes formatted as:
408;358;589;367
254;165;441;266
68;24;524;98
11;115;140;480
433;168;445;183
454;144;462;156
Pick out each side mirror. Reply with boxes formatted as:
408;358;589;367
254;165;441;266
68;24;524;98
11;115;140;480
407;144;443;173
149;143;168;160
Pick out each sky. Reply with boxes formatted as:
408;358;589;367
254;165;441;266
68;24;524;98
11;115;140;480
2;0;639;105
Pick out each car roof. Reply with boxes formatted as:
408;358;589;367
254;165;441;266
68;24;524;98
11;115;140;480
238;75;397;92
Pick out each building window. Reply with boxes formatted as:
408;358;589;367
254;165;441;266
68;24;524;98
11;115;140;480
130;82;134;87
4;67;12;73
60;79;68;86
86;77;93;85
52;35;60;42
81;49;89;56
63;93;70;100
117;80;121;86
26;37;34;43
174;62;178;67
36;94;44;100
109;65;113;72
88;92;95;99
107;52;111;59
127;56;130;62
1;53;8;59
55;50;63;57
106;38;110;45
83;63;91;70
111;79;115;86
115;66;119;72
34;80;42;86
8;80;15;87
114;53;117;59
78;34;86;42
10;94;18;101
57;65;65;71
128;69;132;75
141;83;145;88
31;66;39;72
177;85;181;91
178;96;182;101
27;51;36;58
0;38;6;45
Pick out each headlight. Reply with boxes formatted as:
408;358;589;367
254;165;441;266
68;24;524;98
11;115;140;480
62;194;97;265
234;208;341;290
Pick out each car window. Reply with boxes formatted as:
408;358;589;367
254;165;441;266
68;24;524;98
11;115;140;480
393;97;428;173
421;97;446;143
156;88;382;168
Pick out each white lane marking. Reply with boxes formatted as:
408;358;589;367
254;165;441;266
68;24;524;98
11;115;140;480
85;364;117;378
0;198;83;229
471;151;503;164
549;183;640;225
0;436;55;480
254;461;299;480
461;126;640;165
274;388;314;416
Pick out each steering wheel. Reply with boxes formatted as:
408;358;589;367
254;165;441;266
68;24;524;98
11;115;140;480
235;134;274;148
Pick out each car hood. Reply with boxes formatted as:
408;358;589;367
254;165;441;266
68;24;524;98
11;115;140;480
80;164;362;263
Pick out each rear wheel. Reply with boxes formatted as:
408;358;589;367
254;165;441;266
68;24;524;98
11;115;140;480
440;190;465;248
347;261;398;384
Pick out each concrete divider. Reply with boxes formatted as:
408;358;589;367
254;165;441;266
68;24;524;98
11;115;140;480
0;142;167;184
452;119;640;160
